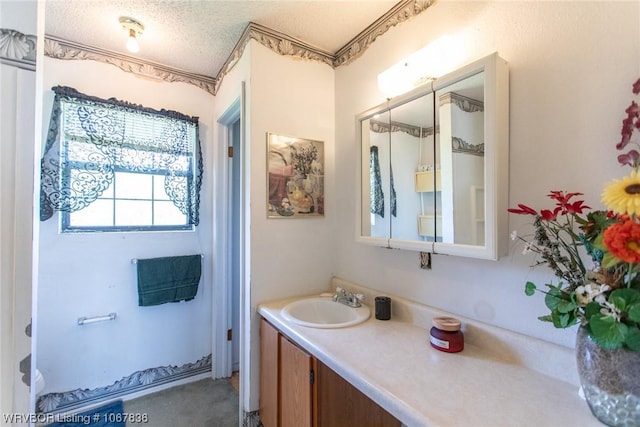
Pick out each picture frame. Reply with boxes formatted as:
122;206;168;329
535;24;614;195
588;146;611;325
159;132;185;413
267;132;324;218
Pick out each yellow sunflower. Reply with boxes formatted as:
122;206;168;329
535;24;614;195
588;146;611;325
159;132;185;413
602;169;640;216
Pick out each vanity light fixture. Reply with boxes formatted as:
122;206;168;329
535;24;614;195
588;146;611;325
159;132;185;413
377;34;466;98
119;16;144;53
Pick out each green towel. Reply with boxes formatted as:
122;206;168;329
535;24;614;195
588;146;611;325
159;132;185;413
136;255;202;307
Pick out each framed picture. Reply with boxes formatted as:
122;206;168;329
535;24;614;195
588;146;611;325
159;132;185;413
267;132;324;218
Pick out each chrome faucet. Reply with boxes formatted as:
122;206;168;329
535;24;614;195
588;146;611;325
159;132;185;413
333;287;364;308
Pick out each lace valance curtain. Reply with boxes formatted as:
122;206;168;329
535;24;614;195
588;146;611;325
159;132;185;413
40;86;203;225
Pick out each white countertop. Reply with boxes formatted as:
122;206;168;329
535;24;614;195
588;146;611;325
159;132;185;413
258;294;602;427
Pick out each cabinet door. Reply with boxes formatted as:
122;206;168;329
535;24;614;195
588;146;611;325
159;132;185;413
317;361;401;427
280;335;314;427
260;319;279;427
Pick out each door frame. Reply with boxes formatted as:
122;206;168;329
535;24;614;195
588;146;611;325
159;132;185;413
213;83;247;410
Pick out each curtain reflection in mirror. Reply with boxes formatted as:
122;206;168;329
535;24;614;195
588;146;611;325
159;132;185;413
370;146;384;217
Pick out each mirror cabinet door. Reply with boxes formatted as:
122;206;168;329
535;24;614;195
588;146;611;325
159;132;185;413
435;71;485;246
361;110;391;240
358;53;508;260
388;93;436;242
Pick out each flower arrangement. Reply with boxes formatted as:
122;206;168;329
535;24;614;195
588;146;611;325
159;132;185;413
291;143;318;178
509;78;640;352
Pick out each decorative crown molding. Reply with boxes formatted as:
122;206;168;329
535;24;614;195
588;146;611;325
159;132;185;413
44;36;217;95
39;0;434;95
214;22;335;94
452;136;484;156
0;28;37;71
333;0;435;67
370;119;433;138
216;1;433;90
439;92;484;113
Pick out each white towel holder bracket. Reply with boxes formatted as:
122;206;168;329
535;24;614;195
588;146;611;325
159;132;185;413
77;312;117;326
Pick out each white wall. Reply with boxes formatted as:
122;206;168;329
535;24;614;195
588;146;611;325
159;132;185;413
209;41;252;410
391;131;423;241
246;41;336;409
1;62;36;425
0;0;37;34
334;1;640;349
0;0;38;420
36;58;216;394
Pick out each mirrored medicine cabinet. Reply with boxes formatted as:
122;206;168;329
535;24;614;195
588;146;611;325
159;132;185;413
357;53;509;260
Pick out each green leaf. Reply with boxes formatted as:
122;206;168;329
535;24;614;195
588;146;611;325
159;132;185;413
589;315;627;350
611;288;640;306
592;232;607;251
628;302;640;323
544;286;564;310
525;282;537;296
601;251;623;269
556;299;577;314
537;315;553;323
551;310;577;328
612;288;640;302
624;327;640;351
609;295;627;312
584;302;601;320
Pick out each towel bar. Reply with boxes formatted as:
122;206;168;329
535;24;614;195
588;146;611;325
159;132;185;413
77;312;117;326
131;254;204;264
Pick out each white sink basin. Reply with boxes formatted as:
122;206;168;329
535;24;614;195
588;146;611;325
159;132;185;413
281;296;370;328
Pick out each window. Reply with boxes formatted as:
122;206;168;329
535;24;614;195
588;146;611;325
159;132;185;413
40;86;202;232
62;172;190;231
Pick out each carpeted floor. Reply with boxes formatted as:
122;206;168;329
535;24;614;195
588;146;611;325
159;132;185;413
124;377;239;427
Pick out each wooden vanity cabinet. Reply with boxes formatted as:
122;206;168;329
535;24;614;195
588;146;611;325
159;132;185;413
259;318;280;427
316;361;400;427
260;318;314;427
279;333;315;426
259;318;401;427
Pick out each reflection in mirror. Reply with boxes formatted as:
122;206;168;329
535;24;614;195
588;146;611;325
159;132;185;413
358;53;508;260
436;71;485;245
388;93;435;241
361;110;391;239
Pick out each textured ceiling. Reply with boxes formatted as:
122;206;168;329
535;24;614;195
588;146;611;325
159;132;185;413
44;0;399;77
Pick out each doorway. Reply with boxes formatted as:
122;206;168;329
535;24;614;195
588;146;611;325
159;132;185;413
214;92;244;385
229;116;241;374
215;90;246;423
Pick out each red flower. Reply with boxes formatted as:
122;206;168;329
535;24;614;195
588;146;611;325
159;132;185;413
509;192;590;220
547;191;590;214
633;78;640;95
508;204;537;216
603;219;640;264
618;101;639;151
565;199;590;214
547;191;581;203
618;150;640;168
540;208;561;221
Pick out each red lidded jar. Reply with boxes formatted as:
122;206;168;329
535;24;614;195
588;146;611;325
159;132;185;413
430;316;464;353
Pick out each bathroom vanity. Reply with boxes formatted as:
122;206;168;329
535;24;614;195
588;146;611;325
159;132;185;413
258;278;603;427
260;318;400;427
